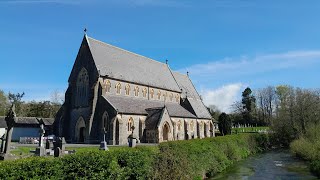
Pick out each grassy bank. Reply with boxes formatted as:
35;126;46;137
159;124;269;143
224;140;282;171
0;133;270;179
290;124;320;177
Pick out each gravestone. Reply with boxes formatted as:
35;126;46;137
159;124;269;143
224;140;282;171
0;104;16;160
100;128;108;151
54;147;61;157
35;121;46;156
54;137;66;154
0;134;5;153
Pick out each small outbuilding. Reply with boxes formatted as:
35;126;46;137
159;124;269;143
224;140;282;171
0;116;54;142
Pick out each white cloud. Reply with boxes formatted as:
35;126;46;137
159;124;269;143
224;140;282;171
182;50;320;78
201;83;244;113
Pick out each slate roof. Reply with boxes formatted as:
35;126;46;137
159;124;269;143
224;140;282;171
102;95;196;118
14;117;55;126
172;72;201;99
187;98;212;119
145;107;164;130
87;36;181;92
172;72;212;119
0;116;54;127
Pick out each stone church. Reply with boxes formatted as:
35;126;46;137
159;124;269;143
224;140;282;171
53;34;214;145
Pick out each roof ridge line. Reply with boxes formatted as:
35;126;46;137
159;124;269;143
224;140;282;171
87;36;167;66
168;66;182;92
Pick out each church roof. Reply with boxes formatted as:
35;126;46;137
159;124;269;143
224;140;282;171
187;98;212;119
172;72;212;119
144;107;164;130
86;36;181;92
172;72;201;100
102;95;196;118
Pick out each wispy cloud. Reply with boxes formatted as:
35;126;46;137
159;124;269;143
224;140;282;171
182;50;320;79
201;83;244;113
182;50;320;112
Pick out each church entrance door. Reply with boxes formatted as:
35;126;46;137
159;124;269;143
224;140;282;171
79;127;85;142
163;123;170;141
75;117;86;143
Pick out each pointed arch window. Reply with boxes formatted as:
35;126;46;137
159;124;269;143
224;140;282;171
76;68;89;106
134;86;139;97
175;94;180;102
150;89;154;99
157;90;161;100
128;117;134;132
190;121;194;131
169;93;173;101
106;80;111;93
125;84;130;95
142;88;147;98
177;120;182;131
163;92;167;101
102;112;109;132
116;83;121;95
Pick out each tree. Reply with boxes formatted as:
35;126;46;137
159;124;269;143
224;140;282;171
241;87;256;124
207;105;221;122
8;92;25;116
0;90;9;116
218;112;232;136
255;86;276;125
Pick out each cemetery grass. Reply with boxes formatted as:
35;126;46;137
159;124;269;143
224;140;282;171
232;126;269;133
0;134;271;180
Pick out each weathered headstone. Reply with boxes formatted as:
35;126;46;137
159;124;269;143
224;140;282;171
0;134;5;153
128;126;137;148
0;104;16;160
100;127;108;151
54;147;61;157
35;121;46;156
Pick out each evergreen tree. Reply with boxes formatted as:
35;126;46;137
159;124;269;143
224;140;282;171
241;87;256;124
218;112;232;136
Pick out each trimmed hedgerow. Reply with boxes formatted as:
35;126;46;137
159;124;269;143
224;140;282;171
0;134;270;180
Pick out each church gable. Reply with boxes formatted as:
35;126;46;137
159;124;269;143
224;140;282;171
68;35;99;86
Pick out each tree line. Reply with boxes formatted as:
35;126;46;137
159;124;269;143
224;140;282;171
0;89;63;118
211;85;320;142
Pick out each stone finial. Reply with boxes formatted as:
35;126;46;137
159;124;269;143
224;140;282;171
166;59;168;64
84;28;87;34
187;71;189;76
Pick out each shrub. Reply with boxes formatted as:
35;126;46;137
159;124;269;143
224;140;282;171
290;123;320;178
0;134;270;179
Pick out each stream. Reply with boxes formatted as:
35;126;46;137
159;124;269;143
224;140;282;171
212;149;318;180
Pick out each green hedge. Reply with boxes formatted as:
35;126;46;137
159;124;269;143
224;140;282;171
0;134;270;180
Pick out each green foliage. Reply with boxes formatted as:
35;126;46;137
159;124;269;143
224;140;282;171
218;112;232;135
241;87;256;124
0;89;9;116
153;134;268;179
0;134;270;180
290;124;320;178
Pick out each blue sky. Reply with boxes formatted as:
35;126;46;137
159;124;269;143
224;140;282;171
1;0;320;112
